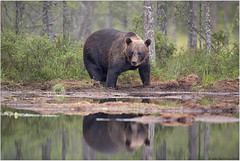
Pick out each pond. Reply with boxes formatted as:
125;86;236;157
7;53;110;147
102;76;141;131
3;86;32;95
1;89;239;160
1;110;239;160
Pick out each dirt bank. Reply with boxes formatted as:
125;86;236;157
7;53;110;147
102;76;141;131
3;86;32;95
1;74;239;93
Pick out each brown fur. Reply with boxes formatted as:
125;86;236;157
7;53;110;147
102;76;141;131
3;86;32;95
83;28;151;88
109;34;149;65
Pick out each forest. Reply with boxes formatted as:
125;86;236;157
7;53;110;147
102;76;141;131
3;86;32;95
1;1;239;89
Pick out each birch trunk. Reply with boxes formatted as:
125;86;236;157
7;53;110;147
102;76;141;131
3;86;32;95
204;2;211;53
199;2;203;49
15;1;24;34
143;1;155;63
188;1;198;48
188;123;197;160
142;124;155;160
204;124;210;160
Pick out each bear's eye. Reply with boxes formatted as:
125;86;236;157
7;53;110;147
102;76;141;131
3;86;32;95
138;52;142;55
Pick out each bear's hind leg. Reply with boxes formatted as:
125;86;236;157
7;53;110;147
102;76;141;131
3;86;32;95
85;63;103;82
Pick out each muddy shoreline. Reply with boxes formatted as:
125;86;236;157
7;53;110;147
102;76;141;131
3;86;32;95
1;74;239;92
1;76;239;126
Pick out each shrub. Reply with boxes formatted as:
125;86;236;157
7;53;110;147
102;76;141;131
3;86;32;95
128;17;239;83
1;30;88;83
162;46;239;80
154;30;176;66
211;30;229;52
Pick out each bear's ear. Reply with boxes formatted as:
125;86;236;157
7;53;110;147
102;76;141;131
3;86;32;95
126;37;133;45
145;39;151;47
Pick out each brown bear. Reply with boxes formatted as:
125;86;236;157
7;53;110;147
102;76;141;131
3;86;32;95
83;28;151;88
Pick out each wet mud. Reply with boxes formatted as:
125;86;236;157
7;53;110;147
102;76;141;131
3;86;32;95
1;75;239;126
1;90;239;126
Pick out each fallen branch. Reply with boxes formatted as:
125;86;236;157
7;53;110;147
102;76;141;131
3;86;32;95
227;42;239;56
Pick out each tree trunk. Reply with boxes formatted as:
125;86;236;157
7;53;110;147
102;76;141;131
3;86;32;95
122;2;128;29
203;124;210;160
0;1;2;32
105;2;113;28
143;1;155;63
42;138;52;160
142;124;155;160
15;140;22;160
199;2;203;49
156;1;168;36
42;1;54;40
168;2;178;41
62;130;67;160
82;136;96;159
188;1;198;48
224;2;229;33
198;123;201;159
204;1;211;53
188;123;197;160
211;2;218;30
15;1;24;34
77;1;95;41
156;140;166;159
63;1;70;40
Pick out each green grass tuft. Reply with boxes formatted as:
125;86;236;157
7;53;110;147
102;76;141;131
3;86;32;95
52;83;66;95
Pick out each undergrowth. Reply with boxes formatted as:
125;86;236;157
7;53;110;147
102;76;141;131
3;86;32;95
1;30;239;88
1;30;88;83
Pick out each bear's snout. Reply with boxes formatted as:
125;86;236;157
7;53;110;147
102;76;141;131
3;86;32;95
131;54;138;66
131;61;137;66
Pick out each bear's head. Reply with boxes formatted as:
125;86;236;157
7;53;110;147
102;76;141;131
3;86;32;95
125;37;151;66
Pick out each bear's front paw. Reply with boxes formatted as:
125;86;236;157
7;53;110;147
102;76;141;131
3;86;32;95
143;84;155;88
106;86;118;90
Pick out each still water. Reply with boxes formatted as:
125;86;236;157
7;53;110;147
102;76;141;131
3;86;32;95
1;112;239;160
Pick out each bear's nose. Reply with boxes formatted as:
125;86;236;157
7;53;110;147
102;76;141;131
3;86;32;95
131;62;137;66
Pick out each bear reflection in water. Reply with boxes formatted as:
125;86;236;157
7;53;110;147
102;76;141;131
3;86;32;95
83;113;150;154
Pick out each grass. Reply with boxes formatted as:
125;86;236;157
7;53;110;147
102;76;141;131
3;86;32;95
156;101;182;108
52;83;66;95
197;97;214;106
